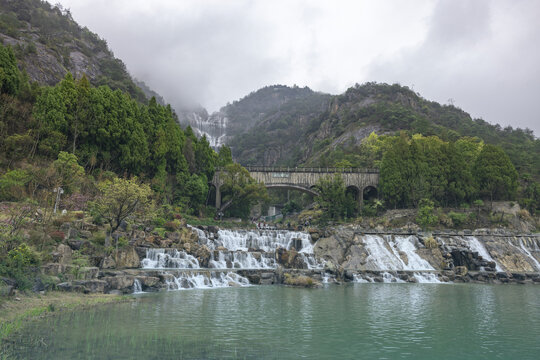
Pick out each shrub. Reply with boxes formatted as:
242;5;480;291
152;217;166;227
423;236;438;249
91;231;106;246
164;220;181;232
284;273;316;287
449;211;468;227
518;209;531;220
49;231;65;242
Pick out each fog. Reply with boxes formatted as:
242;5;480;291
58;0;540;134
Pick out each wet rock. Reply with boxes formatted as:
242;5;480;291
455;266;468;276
194;245;211;268
136;276;160;287
313;236;346;265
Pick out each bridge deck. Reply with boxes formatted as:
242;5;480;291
217;166;379;174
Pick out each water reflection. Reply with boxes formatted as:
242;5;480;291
4;285;540;359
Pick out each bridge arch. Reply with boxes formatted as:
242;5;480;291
265;184;319;197
211;166;379;211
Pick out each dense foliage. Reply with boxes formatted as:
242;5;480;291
0;42;253;218
379;133;521;209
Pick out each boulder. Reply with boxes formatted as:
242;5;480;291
79;230;92;239
314;236;346;265
77;267;99;280
136;276;160;287
52;244;72;264
0;284;14;296
73;280;107;293
115;246;140;268
101;256;116;269
103;275;135;292
194;245;211;268
67;239;84;250
42;263;66;276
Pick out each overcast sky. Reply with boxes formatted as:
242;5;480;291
57;0;540;135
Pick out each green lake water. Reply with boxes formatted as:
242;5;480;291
4;284;540;359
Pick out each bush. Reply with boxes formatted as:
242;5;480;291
152;217;166;227
284;273;316;287
164;220;181;232
423;236;438;249
518;209;531;220
91;231;106;246
448;211;468;227
49;231;65;242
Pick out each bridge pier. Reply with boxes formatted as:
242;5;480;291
215;185;221;209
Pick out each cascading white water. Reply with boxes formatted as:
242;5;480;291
413;272;442;283
363;235;434;271
133;278;143;293
165;271;250;290
518;239;540;271
467;237;503;271
208;251;276;269
208;229;313;252
141;249;200;269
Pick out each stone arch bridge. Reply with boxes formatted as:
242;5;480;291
211;166;379;210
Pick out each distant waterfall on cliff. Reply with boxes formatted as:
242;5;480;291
180;111;228;149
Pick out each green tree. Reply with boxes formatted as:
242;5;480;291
217;145;233;167
416;198;438;229
380;134;411;208
91;177;152;246
473;144;518;206
0;44;21;95
219;163;267;216
315;174;354;220
52;151;84;193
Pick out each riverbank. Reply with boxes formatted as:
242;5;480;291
0;291;130;347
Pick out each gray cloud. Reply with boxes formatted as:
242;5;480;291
365;0;540;135
59;0;539;135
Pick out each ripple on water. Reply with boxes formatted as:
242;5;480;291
4;284;540;360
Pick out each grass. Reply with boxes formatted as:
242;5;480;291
0;291;131;345
283;273;319;287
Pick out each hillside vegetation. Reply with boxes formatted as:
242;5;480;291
0;0;149;102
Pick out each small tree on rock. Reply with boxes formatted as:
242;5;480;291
92;177;152;247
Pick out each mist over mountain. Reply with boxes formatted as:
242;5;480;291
0;0;161;104
185;82;539;179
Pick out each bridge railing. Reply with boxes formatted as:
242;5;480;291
216;166;379;174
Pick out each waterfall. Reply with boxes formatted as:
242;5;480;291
363;235;434;271
133;279;143;293
137;227;322;292
141;249;200;269
165;271;250;290
518;239;540;271
467;237;503;271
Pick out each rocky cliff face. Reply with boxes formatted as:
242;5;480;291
314;226;540;283
0;0;149;102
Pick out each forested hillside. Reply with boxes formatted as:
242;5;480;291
0;0;151;103
227;83;539;180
